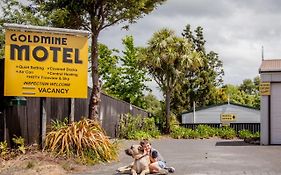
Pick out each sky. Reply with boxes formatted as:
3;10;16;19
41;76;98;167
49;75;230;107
3;0;281;99
98;0;281;98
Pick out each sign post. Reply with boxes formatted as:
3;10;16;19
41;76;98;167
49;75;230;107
3;24;89;145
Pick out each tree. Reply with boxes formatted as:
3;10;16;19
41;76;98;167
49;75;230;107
142;93;161;115
141;28;201;133
220;76;260;109
239;76;260;108
239;79;256;95
98;36;150;107
98;43;123;98
22;0;166;119
171;25;224;117
0;0;49;58
185;26;224;106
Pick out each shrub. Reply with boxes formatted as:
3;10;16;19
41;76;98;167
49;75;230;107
238;130;253;139
50;117;68;130
196;125;217;139
184;129;195;139
188;130;200;139
44;118;118;164
117;114;160;140
238;130;260;144
170;125;263;141
218;126;236;139
171;126;200;139
0;136;27;160
128;131;152;140
170;127;186;139
12;136;26;154
0;141;8;157
253;131;260;138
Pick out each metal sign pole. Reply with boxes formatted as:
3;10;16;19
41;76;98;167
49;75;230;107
70;98;75;122
41;97;47;147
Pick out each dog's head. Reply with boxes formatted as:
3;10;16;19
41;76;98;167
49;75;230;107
125;144;144;158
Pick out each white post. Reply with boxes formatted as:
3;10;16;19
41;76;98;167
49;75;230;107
41;98;47;147
70;98;75;122
193;101;196;123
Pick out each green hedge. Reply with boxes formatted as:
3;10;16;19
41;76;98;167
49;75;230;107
171;125;254;140
117;113;161;140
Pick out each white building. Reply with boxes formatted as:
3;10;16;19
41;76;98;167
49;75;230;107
259;59;281;145
182;102;260;124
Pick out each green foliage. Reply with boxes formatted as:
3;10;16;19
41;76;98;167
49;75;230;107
118;113;160;140
51;118;68;130
253;131;260;138
37;0;166;30
0;141;8;157
238;130;260;139
0;0;47;26
142;93;162;115
217;126;236;139
171;25;224;117
44;119;118;164
0;136;28;160
99;36;150;108
128;131;152;140
171;125;237;140
170;127;186;139
188;130;201;139
221;78;260;109
238;130;253;139
196;125;217;138
98;43;119;82
0;0;49;58
141;28;202;133
12;136;26;154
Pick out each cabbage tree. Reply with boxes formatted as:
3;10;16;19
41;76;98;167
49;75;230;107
141;29;202;133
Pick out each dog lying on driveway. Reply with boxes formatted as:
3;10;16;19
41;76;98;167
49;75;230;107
124;144;150;175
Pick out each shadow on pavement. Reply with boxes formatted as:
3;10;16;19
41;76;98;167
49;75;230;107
215;141;257;146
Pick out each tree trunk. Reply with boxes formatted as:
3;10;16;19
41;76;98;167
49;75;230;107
89;29;100;120
165;89;171;134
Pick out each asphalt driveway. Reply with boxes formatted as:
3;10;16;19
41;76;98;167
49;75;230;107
73;138;281;175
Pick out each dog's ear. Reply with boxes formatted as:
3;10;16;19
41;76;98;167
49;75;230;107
125;149;133;156
138;146;144;153
138;145;144;152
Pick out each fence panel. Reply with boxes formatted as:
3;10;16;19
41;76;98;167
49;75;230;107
26;97;41;144
5;106;27;146
180;123;260;133
180;123;222;130
99;93;148;138
230;123;260;133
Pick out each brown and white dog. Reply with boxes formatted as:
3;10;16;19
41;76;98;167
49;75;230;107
125;144;150;175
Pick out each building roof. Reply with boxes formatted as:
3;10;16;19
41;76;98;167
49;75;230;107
181;102;259;115
259;59;281;73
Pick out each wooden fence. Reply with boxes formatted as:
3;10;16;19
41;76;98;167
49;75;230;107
180;123;260;133
0;59;148;145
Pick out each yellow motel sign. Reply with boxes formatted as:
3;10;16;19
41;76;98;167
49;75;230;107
220;114;236;122
260;82;270;96
4;24;89;98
